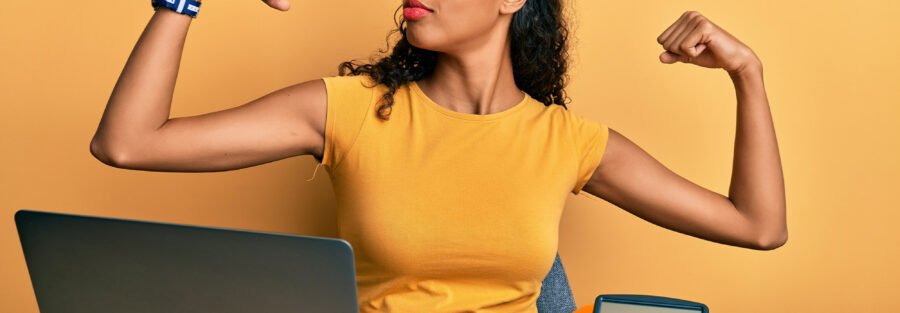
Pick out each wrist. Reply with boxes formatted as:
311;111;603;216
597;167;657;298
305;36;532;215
728;60;763;82
151;0;202;18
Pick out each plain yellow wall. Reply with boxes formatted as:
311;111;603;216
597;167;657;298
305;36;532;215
2;1;898;312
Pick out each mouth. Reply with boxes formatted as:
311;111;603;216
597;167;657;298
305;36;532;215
403;0;434;12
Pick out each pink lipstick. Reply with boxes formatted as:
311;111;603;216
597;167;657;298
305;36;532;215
403;0;433;20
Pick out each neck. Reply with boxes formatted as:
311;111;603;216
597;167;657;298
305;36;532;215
416;28;523;115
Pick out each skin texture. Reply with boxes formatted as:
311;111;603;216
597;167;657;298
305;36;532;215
584;11;787;250
90;3;786;251
90;1;326;172
404;0;529;116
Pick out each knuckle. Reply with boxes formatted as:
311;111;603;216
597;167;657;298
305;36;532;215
695;16;707;25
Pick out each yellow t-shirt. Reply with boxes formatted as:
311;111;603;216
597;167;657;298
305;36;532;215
315;74;609;313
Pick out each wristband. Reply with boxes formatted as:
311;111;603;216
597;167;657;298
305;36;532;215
151;0;202;18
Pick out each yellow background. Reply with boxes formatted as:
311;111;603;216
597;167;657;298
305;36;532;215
2;1;898;312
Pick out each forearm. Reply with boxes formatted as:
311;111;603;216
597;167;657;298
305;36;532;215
726;63;788;248
91;8;195;156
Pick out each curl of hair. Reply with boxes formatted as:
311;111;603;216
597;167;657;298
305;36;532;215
337;0;572;121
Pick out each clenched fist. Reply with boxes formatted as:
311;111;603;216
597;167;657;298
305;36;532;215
657;11;761;74
262;0;291;11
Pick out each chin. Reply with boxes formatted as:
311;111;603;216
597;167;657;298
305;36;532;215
405;26;444;52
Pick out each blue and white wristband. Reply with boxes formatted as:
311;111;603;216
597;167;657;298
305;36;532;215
151;0;202;18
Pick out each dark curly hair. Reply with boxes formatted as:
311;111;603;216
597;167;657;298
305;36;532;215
337;0;573;121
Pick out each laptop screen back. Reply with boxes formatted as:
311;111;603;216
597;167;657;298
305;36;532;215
15;209;359;313
598;301;703;313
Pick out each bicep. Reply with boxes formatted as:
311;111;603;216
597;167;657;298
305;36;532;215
113;78;327;172
582;128;763;249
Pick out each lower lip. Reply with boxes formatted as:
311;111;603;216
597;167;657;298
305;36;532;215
403;7;432;20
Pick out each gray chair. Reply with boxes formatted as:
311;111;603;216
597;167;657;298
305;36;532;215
536;252;578;313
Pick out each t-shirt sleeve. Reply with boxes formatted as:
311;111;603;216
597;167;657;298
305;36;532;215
570;113;610;195
319;75;376;170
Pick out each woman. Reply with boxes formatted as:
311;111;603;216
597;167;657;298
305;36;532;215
90;0;787;312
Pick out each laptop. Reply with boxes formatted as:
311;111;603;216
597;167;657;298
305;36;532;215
593;294;709;313
14;209;359;313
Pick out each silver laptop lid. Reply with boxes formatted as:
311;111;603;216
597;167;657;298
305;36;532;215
15;209;359;313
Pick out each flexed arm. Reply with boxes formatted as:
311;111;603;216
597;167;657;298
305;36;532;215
90;1;335;173
582;11;787;250
723;64;787;249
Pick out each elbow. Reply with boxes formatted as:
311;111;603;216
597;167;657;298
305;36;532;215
753;228;788;251
90;138;132;168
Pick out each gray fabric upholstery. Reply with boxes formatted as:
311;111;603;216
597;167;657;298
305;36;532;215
536;252;577;313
